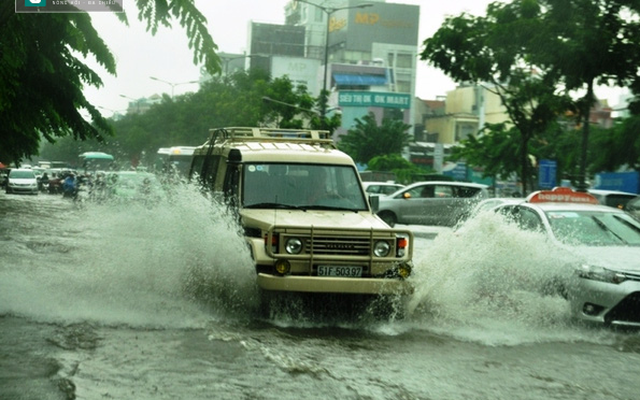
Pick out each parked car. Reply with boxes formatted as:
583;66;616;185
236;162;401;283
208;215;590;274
5;168;39;195
587;189;638;209
492;187;640;327
375;181;489;227
362;181;405;196
625;195;640;221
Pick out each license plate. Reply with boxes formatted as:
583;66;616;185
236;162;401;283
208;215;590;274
317;266;363;277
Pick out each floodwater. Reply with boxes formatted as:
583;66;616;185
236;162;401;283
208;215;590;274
1;186;639;400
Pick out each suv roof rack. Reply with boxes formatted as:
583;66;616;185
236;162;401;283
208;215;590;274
208;127;335;147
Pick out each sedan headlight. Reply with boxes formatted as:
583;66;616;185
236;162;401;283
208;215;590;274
285;237;303;254
576;264;626;284
373;240;391;257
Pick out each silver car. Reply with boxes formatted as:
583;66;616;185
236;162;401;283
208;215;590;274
5;168;39;195
494;187;640;327
375;181;489;227
588;189;637;210
362;181;405;196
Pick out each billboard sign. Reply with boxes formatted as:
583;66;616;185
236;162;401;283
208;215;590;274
338;91;410;109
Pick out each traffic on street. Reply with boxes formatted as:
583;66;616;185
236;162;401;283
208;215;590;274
1;185;640;400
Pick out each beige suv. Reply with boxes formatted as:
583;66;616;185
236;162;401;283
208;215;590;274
189;127;414;296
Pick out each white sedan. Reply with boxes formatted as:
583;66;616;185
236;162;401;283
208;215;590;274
493;187;640;327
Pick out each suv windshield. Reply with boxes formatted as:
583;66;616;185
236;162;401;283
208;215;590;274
242;163;367;211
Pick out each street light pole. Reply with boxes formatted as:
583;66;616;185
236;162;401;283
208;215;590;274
295;1;373;117
119;94;142;114
149;76;199;99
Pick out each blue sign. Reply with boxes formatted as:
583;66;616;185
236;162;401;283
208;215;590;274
538;159;557;189
443;162;468;180
594;171;639;193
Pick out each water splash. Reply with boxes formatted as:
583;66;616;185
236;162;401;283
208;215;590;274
0;184;258;328
404;211;611;345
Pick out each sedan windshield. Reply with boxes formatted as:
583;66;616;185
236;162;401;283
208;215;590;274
242;163;367;211
546;210;640;246
9;170;35;179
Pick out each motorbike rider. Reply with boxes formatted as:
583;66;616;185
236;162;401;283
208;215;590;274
40;172;50;192
62;173;77;199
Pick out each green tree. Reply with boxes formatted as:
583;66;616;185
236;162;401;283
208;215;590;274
536;0;640;188
0;1;220;165
421;0;573;193
367;154;428;185
589;115;640;174
308;90;342;133
41;71;328;166
450;123;523;182
338;113;411;165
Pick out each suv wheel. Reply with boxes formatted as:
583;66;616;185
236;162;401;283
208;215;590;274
378;211;397;227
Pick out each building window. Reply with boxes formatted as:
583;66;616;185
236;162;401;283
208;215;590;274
344;51;371;63
455;123;478;142
396;53;413;68
314;7;323;22
396;80;411;93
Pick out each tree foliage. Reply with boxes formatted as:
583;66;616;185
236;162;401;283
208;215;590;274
337;113;411;165
40;71;328;167
367;154;428;185
421;0;640;192
536;0;640;187
421;0;573;193
0;0;221;165
589;115;640;173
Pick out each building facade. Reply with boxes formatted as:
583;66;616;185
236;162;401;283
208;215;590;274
245;0;420;140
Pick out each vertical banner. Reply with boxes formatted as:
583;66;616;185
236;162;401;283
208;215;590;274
538;159;557;189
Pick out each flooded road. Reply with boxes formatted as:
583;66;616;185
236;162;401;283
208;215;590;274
1;188;639;400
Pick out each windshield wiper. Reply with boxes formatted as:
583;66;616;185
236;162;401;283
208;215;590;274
591;216;627;244
244;202;304;210
299;204;361;212
614;215;640;234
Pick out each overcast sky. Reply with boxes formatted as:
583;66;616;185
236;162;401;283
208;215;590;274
84;0;626;117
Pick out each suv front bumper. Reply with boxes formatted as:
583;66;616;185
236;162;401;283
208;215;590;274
257;273;413;295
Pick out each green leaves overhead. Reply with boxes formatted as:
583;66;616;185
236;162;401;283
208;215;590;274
0;0;221;164
40;70;331;164
421;0;640;192
133;0;221;75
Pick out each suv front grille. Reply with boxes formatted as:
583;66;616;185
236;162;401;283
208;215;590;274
305;236;370;256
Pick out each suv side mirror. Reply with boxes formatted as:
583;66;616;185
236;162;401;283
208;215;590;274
369;194;379;213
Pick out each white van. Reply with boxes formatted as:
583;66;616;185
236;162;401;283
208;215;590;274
189;127;414;296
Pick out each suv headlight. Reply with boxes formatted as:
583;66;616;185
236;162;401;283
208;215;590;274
576;264;626;284
373;240;391;257
285;237;303;254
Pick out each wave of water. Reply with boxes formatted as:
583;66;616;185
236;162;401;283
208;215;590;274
404;210;616;345
0;191;621;345
0;185;258;329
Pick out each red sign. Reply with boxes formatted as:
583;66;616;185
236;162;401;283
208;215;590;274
527;187;599;204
